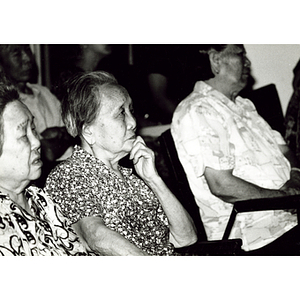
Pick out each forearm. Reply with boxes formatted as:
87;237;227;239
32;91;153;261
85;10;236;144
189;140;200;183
204;167;300;203
145;175;197;248
213;176;290;202
72;217;148;256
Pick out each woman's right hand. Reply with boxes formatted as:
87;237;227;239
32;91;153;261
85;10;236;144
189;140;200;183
129;136;159;183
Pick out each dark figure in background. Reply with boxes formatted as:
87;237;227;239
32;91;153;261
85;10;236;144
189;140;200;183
0;44;74;187
136;45;202;125
51;44;129;100
285;60;300;160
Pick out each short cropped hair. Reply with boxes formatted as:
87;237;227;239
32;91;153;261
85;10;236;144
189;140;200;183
0;84;20;155
195;44;228;80
61;71;120;138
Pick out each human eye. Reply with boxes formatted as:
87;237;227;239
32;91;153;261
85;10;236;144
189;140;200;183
117;107;125;118
129;106;135;115
11;48;21;57
31;124;38;137
20;131;29;142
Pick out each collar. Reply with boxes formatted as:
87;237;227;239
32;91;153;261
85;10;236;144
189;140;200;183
73;145;133;177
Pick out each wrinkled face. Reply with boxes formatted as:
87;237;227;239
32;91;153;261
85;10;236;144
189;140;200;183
0;101;42;188
0;45;34;84
219;44;251;90
86;86;136;160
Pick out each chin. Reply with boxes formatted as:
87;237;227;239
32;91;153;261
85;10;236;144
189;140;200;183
30;168;42;181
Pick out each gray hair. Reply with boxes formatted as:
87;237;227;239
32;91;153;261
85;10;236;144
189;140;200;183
61;71;119;138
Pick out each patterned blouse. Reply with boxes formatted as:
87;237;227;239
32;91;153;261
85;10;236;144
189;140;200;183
0;186;89;256
45;146;174;256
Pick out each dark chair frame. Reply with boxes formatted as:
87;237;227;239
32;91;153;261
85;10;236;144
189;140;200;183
158;129;300;255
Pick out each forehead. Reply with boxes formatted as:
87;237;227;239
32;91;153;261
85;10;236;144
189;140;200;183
3;101;32;130
0;44;28;55
224;44;245;55
99;85;132;113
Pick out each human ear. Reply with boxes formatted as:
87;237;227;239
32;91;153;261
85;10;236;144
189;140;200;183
208;49;221;75
82;124;95;145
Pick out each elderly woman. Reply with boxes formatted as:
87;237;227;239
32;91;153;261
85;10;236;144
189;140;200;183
45;71;197;256
0;84;88;255
171;44;300;254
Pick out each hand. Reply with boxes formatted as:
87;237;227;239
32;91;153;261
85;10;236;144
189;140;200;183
279;174;300;195
129;136;158;182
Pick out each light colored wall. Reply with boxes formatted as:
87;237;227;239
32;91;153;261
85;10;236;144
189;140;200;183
244;44;300;114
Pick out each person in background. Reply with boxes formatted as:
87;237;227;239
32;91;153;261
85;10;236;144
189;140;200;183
171;44;300;254
0;44;74;186
53;44;113;99
45;71;197;256
141;45;201;124
0;84;89;256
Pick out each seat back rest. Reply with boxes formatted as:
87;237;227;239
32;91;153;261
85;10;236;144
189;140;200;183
158;129;207;241
243;84;285;136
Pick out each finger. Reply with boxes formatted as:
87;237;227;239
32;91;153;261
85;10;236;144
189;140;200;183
130;138;148;159
132;148;153;165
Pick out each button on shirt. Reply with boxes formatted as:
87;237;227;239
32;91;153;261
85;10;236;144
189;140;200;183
171;81;297;251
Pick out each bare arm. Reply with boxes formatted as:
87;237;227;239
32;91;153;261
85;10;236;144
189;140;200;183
72;216;149;256
130;137;197;248
144;175;197;248
204;167;300;203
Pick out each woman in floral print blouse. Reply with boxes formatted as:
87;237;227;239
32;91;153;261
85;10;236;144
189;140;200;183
45;71;197;255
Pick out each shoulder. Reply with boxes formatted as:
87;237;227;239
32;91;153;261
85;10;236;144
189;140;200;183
173;82;214;124
236;95;257;112
27;83;60;103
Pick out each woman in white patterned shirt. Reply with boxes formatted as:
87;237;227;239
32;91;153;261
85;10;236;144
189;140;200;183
0;84;88;256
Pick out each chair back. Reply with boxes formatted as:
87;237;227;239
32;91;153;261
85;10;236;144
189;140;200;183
244;84;285;135
158;129;207;241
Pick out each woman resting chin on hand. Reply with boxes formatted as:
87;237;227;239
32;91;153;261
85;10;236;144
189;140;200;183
45;71;197;256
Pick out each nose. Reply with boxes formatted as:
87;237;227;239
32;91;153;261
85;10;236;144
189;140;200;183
30;130;41;152
244;56;251;68
127;112;137;131
22;50;31;64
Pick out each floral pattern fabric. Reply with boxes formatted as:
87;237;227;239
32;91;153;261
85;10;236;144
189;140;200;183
171;81;297;251
0;186;88;256
45;146;174;256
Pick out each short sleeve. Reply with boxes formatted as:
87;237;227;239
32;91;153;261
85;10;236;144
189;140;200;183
45;164;103;225
172;99;235;178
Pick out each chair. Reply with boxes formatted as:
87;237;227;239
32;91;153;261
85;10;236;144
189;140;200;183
158;129;300;255
158;129;242;255
242;84;285;136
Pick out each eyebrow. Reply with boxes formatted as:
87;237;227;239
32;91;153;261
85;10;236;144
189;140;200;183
17;120;28;131
16;116;34;131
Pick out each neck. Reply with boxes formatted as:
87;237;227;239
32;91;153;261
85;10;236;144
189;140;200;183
15;82;32;94
0;183;30;212
81;139;124;178
205;77;241;102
